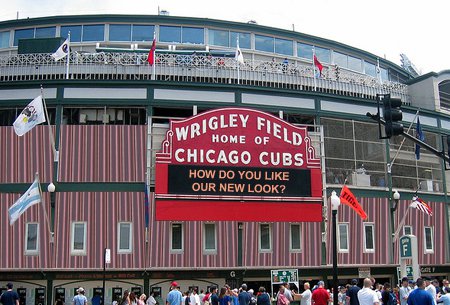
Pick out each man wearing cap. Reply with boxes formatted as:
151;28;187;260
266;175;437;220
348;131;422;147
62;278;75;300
167;282;182;305
238;284;250;305
357;278;378;305
424;277;437;305
407;278;433;305
73;288;87;305
399;277;412;305
311;281;329;305
346;279;360;305
0;283;19;305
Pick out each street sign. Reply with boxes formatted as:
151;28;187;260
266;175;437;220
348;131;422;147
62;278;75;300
400;236;412;258
271;269;298;284
358;267;371;278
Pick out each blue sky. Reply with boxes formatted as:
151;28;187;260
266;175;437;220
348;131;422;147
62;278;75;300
3;0;449;74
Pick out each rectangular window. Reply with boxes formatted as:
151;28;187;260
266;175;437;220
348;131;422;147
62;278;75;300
61;25;82;42
14;28;34;46
71;222;87;255
364;61;376;77
160;25;181;43
182;27;204;44
403;226;412;236
203;223;216;253
334;51;348;68
25;223;39;254
171;223;183;251
209;29;228;47
363;223;375;252
132;25;154;42
118;222;132;253
35;26;56;38
290;224;301;251
424;227;434;253
338;223;349;252
275;38;293;56
259;223;272;251
230;32;251;49
298;43;313;59
0;31;10;48
255;34;274;53
109;24;131;41
315;46;331;63
83;24;105;42
348;55;362;72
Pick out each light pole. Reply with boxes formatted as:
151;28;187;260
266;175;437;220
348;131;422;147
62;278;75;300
330;190;341;305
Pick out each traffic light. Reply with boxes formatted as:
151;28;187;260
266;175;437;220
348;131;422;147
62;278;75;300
382;94;403;137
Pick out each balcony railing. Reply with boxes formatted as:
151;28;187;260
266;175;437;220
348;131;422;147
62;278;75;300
0;52;410;104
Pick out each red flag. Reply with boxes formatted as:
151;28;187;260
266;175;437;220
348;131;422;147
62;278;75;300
314;55;323;76
147;38;156;65
339;185;367;220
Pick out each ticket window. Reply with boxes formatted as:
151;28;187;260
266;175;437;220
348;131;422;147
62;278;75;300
35;288;45;305
92;288;103;305
55;288;66;304
131;287;141;298
112;288;122;304
17;288;26;305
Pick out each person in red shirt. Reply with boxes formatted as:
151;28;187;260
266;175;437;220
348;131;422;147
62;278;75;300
312;281;330;305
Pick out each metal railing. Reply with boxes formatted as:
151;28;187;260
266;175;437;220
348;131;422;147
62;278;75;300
0;52;410;104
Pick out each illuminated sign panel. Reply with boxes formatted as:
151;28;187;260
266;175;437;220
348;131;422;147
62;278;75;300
155;108;323;222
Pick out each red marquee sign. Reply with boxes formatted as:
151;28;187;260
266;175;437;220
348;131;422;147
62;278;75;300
155;108;323;222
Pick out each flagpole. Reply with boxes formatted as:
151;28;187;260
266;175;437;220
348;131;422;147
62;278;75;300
40;85;58;163
152;31;156;80
35;173;53;239
65;32;70;80
312;47;317;91
237;37;240;85
393;203;412;242
376;58;382;87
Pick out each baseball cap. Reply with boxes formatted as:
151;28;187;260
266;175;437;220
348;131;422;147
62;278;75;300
317;281;324;286
77;287;85;293
351;279;358;285
171;281;179;287
6;283;13;289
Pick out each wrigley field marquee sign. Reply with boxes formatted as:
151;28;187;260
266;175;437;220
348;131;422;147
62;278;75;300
155;108;323;222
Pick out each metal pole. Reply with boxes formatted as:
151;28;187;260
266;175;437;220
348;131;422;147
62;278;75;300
332;209;338;305
102;248;106;305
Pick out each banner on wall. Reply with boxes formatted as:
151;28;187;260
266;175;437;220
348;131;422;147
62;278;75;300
154;108;323;222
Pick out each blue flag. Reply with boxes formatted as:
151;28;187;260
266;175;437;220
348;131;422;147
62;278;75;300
9;178;41;225
144;184;150;228
415;117;424;160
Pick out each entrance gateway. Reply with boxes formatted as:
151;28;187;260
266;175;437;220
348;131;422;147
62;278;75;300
154;108;323;222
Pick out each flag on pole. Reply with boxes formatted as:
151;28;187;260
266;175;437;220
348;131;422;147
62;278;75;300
13;96;46;136
8;178;41;225
313;55;323;77
51;38;70;61
235;42;244;64
376;58;382;84
339;185;367;220
411;196;432;216
147;36;156;66
144;184;150;228
415;117;424;160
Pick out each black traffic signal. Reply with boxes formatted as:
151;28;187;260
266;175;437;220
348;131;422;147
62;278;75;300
382;94;403;137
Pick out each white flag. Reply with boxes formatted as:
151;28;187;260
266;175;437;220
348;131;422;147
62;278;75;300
13;96;46;136
9;178;41;225
51;38;69;61
235;45;244;64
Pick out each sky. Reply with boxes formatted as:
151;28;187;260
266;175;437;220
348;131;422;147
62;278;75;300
2;0;449;74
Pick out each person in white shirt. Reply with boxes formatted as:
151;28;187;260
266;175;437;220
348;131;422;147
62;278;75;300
297;282;311;305
357;278;379;305
399;277;412;305
190;289;200;305
424;277;437;305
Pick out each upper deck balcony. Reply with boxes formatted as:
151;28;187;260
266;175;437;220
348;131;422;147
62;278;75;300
0;52;410;104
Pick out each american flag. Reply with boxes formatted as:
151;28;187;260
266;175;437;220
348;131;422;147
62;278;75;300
411;196;432;216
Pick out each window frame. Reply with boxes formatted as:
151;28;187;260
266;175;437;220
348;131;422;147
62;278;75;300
71;221;87;255
25;222;39;255
363;223;375;253
338;223;349;253
289;223;302;252
170;222;184;253
403;225;413;236
203;222;217;254
117;222;133;253
259;223;272;252
424;226;434;253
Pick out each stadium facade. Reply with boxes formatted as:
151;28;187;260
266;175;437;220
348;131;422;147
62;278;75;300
0;13;450;305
